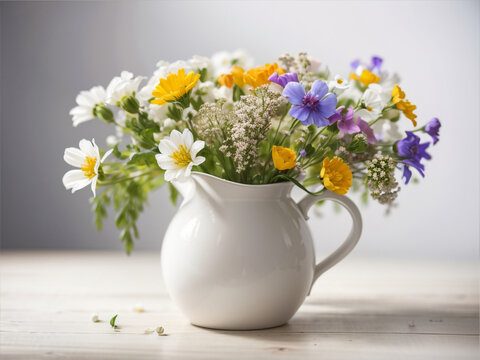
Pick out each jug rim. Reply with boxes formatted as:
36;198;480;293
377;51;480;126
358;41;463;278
191;171;294;190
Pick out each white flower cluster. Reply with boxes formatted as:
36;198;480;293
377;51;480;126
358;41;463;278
220;86;285;174
193;100;233;144
366;154;400;205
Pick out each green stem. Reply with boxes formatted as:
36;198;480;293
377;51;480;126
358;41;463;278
98;170;162;186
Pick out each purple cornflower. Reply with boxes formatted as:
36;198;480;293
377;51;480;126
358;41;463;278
397;131;431;184
299;149;307;157
268;72;298;88
328;107;377;144
425;118;441;145
283;80;337;127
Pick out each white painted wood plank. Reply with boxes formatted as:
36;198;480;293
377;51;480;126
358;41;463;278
0;251;478;359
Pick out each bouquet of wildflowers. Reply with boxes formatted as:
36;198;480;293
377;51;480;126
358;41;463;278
62;51;441;253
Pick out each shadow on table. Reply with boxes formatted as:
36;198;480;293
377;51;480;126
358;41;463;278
193;296;479;342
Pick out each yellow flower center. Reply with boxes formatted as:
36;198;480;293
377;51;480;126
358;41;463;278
81;156;97;179
366;106;373;111
337;79;343;84
170;145;192;168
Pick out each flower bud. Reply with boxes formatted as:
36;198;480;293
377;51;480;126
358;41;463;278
120;95;140;114
347;133;368;154
93;103;114;123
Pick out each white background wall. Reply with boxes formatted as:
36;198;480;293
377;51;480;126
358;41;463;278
1;0;478;260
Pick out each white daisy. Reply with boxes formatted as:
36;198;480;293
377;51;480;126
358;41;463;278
105;71;145;106
62;139;113;197
328;74;351;92
69;86;106;127
155;129;205;182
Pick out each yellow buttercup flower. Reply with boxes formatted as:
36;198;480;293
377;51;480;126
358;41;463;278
272;146;296;170
350;69;380;86
218;73;234;88
231;65;246;87
244;62;285;89
151;68;200;105
391;84;405;104
396;99;417;127
320;157;352;195
391;84;417;127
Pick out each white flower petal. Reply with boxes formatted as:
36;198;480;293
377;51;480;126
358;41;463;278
158;139;177;155
62;169;88;190
79;139;96;158
192;156;205;166
64;147;86;168
168;130;183;147
164;169;178;182
190;140;205;158
182;129;194;149
155;154;176;170
101;148;113;163
90;176;98;197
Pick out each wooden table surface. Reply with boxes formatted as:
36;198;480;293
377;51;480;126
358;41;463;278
0;251;478;359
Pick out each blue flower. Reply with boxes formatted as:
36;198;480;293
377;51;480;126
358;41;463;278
397;131;431;184
282;80;337;127
425;117;441;145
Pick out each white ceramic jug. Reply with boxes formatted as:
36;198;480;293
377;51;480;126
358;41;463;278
161;172;362;330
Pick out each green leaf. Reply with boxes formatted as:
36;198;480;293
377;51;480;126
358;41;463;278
110;314;118;328
113;145;129;160
127;152;158;167
232;85;243;102
167;104;182;121
302;177;321;187
273;174;326;196
199;68;208;82
168;183;179;206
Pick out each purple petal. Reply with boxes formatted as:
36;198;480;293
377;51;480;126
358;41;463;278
402;165;412;185
299;149;307;157
338;109;360;134
311;110;330;127
283;82;306;105
317;93;337;118
328;111;342;125
357;117;377;144
268;72;281;85
350;59;360;70
369;56;383;72
310;80;329;100
289;105;311;123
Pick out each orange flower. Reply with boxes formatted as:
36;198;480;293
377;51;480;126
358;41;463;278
231;65;246;87
244;62;285;89
218;73;234;88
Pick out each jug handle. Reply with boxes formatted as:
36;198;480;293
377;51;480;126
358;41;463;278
296;190;362;295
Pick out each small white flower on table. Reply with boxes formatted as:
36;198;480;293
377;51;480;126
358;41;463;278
155;129;205;182
62;139;112;197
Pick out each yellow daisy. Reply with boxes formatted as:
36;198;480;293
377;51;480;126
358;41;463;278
151;68;200;105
